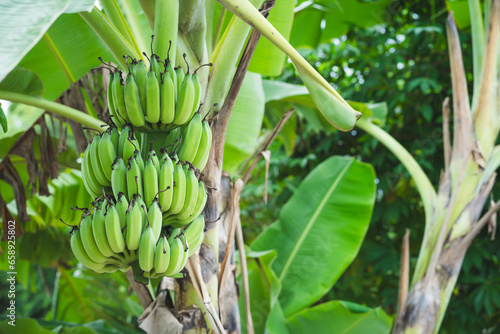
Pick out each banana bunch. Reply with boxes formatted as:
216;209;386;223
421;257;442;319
69;195;206;280
106;51;206;132
166;112;212;171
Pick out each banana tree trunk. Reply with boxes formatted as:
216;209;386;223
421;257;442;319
395;6;500;333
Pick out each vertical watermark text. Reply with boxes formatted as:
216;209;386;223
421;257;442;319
6;220;17;326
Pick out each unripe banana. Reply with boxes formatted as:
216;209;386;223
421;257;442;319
166;180;207;228
164;235;184;276
191;72;202;119
127;156;143;199
165;60;178;101
82;149;101;198
109;127;120;148
70;229;106;272
159;154;174;212
111;157;128;200
126;198;142;250
105;204;126;253
144;157;159;207
112;71;129;124
136;60;148;112
136;195;148;231
138;225;156;272
80;214;107;263
129;60;138;76
92;206;115;258
188;232;203;257
165;127;181;154
191;120;212;171
89;136;111;187
98;132;117;182
147;200;162;242
149;149;160;173
146;70;160;124
183;215;205;247
118;125;132;158
153;235;170;274
134;150;145;174
115;193;129;229
173;69;194;126
173;166;198;221
160;71;175;125
107;73;123;128
178;112;202;163
124;74;146;128
175;66;185;100
150;55;162;79
168;162;186;215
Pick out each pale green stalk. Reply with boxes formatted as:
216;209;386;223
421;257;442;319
356;118;436;224
0;91;105;129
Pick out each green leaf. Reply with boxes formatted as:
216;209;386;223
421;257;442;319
0;103;7;132
0;68;44;96
0;318;53;334
0;0;95;82
286;301;392;334
252;156;376;317
248;0;295;76
18;13;113;100
239;250;282;334
223;72;265;174
290;0;393;48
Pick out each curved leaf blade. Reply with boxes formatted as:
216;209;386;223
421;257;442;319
286;301;392;334
0;0;95;82
252;156;376;317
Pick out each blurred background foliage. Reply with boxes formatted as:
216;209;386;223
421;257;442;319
1;0;499;333
240;1;500;333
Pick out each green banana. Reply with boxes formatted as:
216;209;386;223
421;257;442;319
191;71;202;119
147;200;162;242
191;120;212;171
164;235;184;276
138;225;156;272
107;73;123;128
92;206;115;258
112;71;129;124
146;70;160;124
158;154;174;212
105;204;126;253
173;166;199;221
80;214;107;264
124;73;146;128
127;156;144;199
126;197;142;250
89;136;111;187
160;71;175;125
98;132;117;182
150;55;162;79
109;127;120;148
168;161;186;216
70;229;106;272
165;58;177;101
178;112;202;163
188;231;203;257
167;180;207;228
118;125;132;158
81;149;101;198
136;60;148;112
183;215;205;247
136;195;148;231
144;157;159;207
173;66;194;126
134;149;145;175
153;235;170;274
175;66;185;100
149;149;160;173
115;193;129;229
111;157;128;200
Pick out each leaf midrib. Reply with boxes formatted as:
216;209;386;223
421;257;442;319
278;159;353;282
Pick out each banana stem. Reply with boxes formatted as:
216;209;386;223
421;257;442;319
216;0;347;106
80;7;142;70
356;118;436;224
0;91;105;130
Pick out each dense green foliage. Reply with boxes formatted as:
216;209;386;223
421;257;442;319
241;2;500;333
